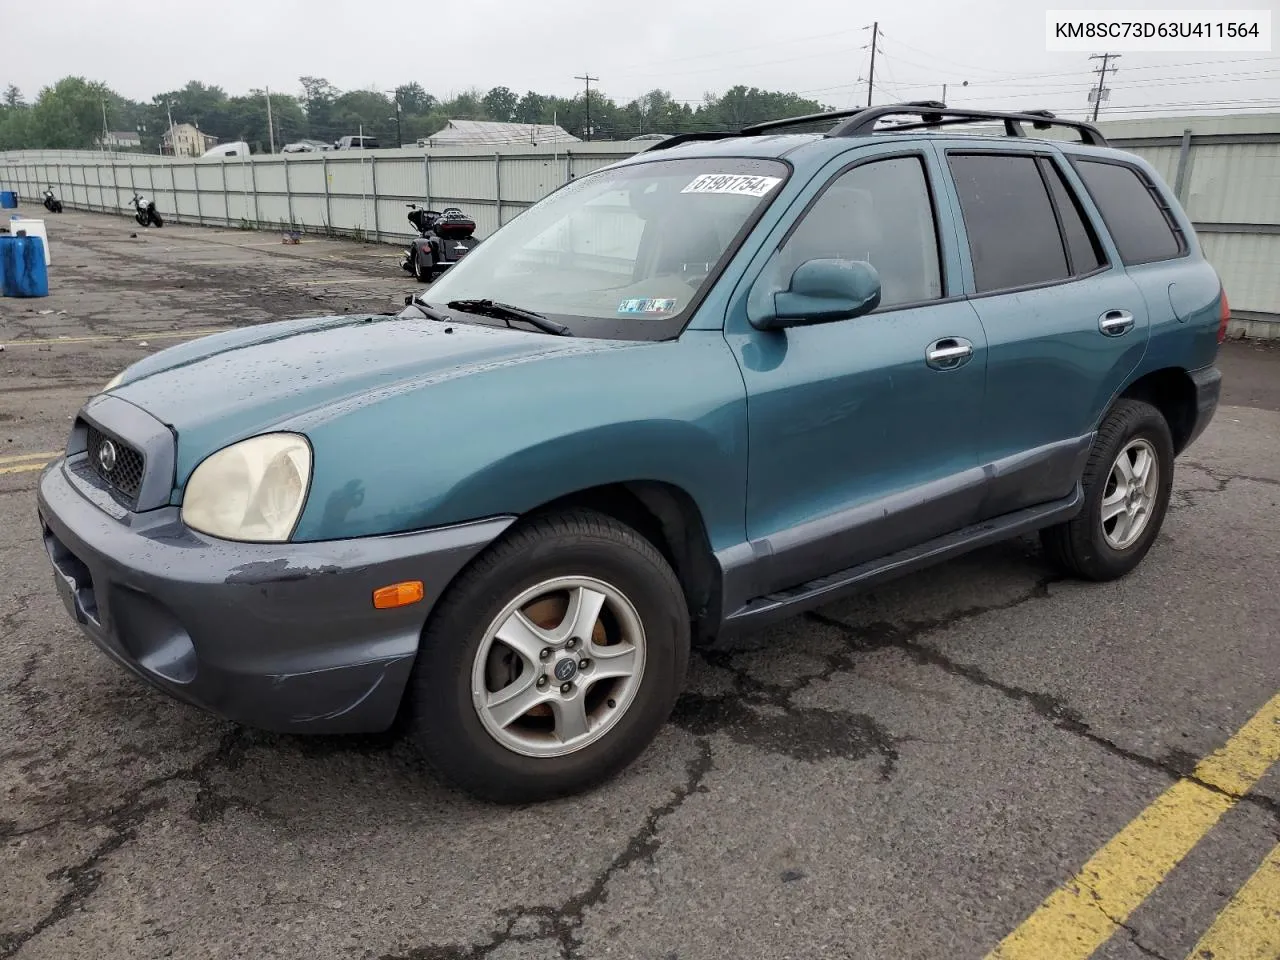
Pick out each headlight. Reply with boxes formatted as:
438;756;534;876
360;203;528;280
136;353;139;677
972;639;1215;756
181;433;312;542
103;372;124;391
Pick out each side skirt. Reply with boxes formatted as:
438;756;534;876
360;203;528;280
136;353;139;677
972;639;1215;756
715;484;1083;642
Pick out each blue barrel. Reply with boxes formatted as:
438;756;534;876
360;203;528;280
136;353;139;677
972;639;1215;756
0;191;17;209
0;235;49;297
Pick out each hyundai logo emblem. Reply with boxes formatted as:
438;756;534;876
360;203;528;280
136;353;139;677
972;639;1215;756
553;658;578;683
98;439;118;473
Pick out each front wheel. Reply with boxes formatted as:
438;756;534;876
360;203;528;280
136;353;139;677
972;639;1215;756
1040;398;1175;581
412;252;431;283
406;509;690;803
135;212;147;226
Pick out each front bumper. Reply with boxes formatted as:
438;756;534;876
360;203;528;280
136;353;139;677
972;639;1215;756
36;458;512;734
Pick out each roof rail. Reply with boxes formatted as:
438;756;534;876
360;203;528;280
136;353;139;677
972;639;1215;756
827;104;1108;145
644;101;1108;152
644;130;738;152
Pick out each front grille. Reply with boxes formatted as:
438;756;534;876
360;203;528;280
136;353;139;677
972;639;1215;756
85;425;145;506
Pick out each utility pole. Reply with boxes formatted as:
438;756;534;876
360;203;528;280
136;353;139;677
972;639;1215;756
865;21;879;107
575;73;598;141
265;86;276;154
101;98;111;152
385;89;403;147
166;100;177;157
1089;52;1119;122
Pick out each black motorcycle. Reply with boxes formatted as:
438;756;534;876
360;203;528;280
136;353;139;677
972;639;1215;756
400;204;479;282
131;192;164;228
42;187;63;214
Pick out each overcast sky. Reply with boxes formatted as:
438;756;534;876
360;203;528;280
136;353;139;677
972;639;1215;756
6;0;1278;121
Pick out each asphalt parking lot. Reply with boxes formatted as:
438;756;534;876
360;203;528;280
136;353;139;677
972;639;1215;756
2;207;1279;960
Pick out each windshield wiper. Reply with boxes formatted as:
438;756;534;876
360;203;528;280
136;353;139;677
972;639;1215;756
446;299;572;336
400;293;453;322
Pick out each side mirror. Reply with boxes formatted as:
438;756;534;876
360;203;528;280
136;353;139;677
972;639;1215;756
750;258;882;330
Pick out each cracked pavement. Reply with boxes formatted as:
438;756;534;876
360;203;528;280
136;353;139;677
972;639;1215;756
3;208;1280;960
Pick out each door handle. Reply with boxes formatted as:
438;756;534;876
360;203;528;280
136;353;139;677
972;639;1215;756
925;337;974;370
1099;309;1135;336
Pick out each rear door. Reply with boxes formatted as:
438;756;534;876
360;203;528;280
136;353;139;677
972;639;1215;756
938;147;1150;518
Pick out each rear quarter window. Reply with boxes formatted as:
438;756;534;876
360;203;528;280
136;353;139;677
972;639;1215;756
1072;159;1185;266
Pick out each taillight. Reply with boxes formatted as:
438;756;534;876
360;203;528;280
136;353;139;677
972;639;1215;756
1217;288;1231;344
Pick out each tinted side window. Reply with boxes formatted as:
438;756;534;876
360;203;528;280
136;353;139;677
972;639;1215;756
1041;159;1105;275
947;154;1067;293
1074;159;1183;265
780;155;943;308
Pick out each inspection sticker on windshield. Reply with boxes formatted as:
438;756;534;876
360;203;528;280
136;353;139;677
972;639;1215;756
618;298;677;315
681;174;781;198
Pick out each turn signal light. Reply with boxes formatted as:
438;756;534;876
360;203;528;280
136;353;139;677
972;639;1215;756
1217;287;1231;344
373;580;425;609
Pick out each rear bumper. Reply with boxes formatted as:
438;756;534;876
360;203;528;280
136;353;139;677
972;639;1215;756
37;458;512;734
1185;364;1222;450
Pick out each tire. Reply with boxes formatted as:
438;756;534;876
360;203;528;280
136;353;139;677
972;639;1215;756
412;252;430;283
1040;398;1175;581
406;508;690;803
151;212;164;228
135;213;147;226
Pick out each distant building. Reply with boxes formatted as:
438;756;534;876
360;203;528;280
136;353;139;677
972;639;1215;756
96;130;142;150
162;123;218;158
419;120;580;147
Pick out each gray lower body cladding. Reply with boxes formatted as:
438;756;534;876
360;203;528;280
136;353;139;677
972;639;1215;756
37;459;512;734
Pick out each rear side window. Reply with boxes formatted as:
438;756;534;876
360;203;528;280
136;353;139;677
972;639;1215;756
948;154;1068;293
1073;159;1184;265
1040;158;1106;275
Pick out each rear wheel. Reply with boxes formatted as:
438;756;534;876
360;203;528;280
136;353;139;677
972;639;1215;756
406;509;690;803
151;211;164;227
1040;399;1174;581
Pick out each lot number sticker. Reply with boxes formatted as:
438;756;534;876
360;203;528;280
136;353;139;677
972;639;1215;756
618;298;678;315
681;174;782;198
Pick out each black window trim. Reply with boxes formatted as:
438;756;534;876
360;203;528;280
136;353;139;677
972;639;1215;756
1066;154;1189;267
943;147;1117;301
771;148;958;316
1035;155;1110;277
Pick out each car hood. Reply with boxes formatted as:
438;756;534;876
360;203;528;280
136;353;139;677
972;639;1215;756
108;313;630;479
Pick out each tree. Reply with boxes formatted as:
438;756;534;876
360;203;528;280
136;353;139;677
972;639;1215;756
299;76;340;141
332;89;394;142
3;85;23;108
394;82;434;115
701;86;830;129
515;91;549;125
482;86;518;122
25;77;120;149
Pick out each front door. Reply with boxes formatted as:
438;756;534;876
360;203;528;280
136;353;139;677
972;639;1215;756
724;147;989;597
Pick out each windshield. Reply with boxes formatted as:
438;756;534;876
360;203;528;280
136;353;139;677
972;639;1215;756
425;156;789;338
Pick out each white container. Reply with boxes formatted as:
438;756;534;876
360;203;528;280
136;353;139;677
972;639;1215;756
8;216;51;266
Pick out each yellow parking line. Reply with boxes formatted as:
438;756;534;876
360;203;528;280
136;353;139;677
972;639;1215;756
1185;841;1280;959
0;451;58;465
3;328;229;346
0;460;51;475
985;691;1280;960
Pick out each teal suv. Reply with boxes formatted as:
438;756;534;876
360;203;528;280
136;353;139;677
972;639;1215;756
38;103;1228;802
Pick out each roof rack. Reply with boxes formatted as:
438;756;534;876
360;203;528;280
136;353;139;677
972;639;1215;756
644;101;1108;152
828;103;1108;145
